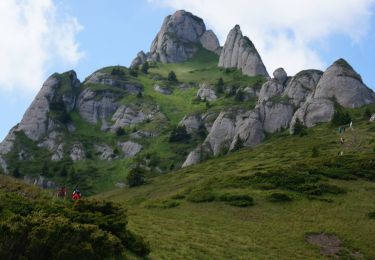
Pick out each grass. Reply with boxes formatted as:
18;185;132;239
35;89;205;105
95;111;375;259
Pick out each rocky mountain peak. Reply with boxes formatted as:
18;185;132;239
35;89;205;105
132;10;220;66
218;24;269;77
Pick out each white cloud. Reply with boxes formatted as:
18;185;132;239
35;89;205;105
149;0;375;75
0;0;83;92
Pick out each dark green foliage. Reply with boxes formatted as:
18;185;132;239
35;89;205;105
235;89;245;102
141;61;149;74
205;100;211;109
12;167;21;178
111;66;125;76
268;193;293;202
59;165;68;177
0;177;149;259
187;190;215;203
215;77;224;94
126;167;145;187
331;110;351;126
232;137;244;152
311;146;319;158
115;127;125;137
293;118;307;136
363;108;372;120
368;212;375;219
129;68;138;77
167;70;177;82
169;125;191;143
136;91;143;98
144;199;180;209
218;194;254;207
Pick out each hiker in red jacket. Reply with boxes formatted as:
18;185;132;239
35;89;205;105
72;187;82;200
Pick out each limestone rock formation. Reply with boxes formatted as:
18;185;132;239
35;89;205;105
258;79;286;103
258;101;294;133
273;68;288;84
118;141;142;158
94;144;116;160
179;114;204;135
70;143;86;161
154;84;173;95
197;84;217;101
147;10;220;63
130;51;147;68
370;114;375;122
313;59;375;108
218;25;269;77
283;70;323;106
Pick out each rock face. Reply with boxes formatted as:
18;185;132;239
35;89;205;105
70;143;86;161
94;144;116;160
258;101;294;133
154;84;173;95
197;84;217;101
218;25;269;77
313;59;375;108
111;105;155;130
132;10;220;66
283;70;323;106
258;79;286;103
273;68;288;84
118;141;142;158
179;114;204;134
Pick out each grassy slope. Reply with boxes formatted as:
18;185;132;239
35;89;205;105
96;107;375;259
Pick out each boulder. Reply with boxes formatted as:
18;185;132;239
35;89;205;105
52;144;64;161
111;105;153;130
283;70;323;106
243;86;260;100
182;143;212;168
290;98;335;131
314;59;375;108
179;114;204;134
130;131;159;139
85;72;142;94
258;79;285;103
70;143;86;161
154;84;173;95
273;68;288;84
94;144;116;160
218;25;269;77
118;141;142;158
370;114;375;122
197;84;217;101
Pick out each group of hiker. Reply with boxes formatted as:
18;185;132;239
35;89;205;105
57;186;82;200
337;121;354;155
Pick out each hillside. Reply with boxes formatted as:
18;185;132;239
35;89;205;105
97;110;375;259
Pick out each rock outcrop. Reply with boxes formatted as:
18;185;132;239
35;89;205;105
118;141;142;158
132;10;220;65
370;114;375;122
197;84;217;101
94;144;116;160
313;59;375;108
154;84;173;95
131;51;147;68
258;101;294;133
218;25;269;77
70;143;86;161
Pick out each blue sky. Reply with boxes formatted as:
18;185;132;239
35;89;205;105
0;0;375;141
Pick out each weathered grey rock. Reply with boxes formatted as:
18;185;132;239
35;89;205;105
258;79;285;103
118;141;142;158
94;144;116;160
85;72;142;95
199;30;221;55
202;112;219;132
24;175;56;189
51;144;64;161
130;130;159;139
38;131;62;151
0;156;8;173
131;51;147;68
290;98;335;132
179;114;204;134
182;143;212;168
70;143;86;161
314;59;375;108
243;86;260;100
370;114;375;122
111;104;158;130
219;25;269;77
273;68;288;84
258;101;294;133
197;84;217;101
154;84;173;95
115;182;126;188
0;128;16;155
77;88;119;128
283;70;323;106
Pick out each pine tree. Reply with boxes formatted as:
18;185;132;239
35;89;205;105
141;61;149;74
293;118;307;136
168;71;177;82
215;77;224;94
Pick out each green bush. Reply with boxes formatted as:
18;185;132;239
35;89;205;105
169;125;191;143
187;190;215;203
215;77;224;94
293;118;307;136
368;212;375;219
331;109;351;126
144;199;180;209
141;61;149;74
126;167;145;187
219;194;254;207
311;146;319;158
168;70;178;82
268;193;293;202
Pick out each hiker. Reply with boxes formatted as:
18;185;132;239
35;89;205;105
340;137;345;145
349;121;353;130
72;187;82;200
57;186;66;198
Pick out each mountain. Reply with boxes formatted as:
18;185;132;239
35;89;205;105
0;9;374;193
1;9;375;259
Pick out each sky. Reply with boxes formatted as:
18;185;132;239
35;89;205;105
0;0;375;141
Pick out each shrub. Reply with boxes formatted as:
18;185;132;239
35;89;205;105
129;68;138;77
169;125;191;143
144;199;180;209
219;194;254;207
293;118;307;136
141;61;149;74
268;193;293;202
311;146;319;158
331;109;351;126
115;127;125;137
167;70;177;82
235;89;245;102
232;137;244;152
368;212;375;219
187;190;215;203
111;67;125;76
363;108;372;120
126;167;145;187
215;77;224;94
